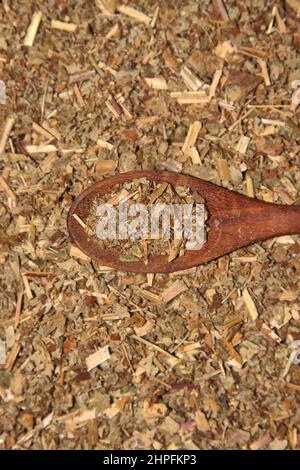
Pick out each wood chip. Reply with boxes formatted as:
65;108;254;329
69;69;95;84
0;116;15;154
131;335;179;365
236;135;250;154
180;66;204;91
86;345;110;371
95;0;116;15
96;138;114;150
51;20;77;32
258;59;271;86
22;274;33;300
187;146;201;164
5;343;21;370
170;91;209;104
273;6;287;34
144;400;167;419
214;0;229;22
161;280;187;303
242;287;258;321
148;182;168;204
15;289;23;328
217;158;229;182
117;5;151;26
144;77;168;90
246;175;255;197
32;122;55;141
23;11;43;46
182;121;201;154
0;339;6;365
70;245;91;261
73;84;85;107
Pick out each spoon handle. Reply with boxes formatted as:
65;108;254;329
283;204;300;235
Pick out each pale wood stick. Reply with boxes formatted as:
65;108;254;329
0;117;15;154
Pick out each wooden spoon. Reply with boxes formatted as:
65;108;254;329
67;171;300;273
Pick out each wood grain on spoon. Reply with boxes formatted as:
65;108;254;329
67;171;300;273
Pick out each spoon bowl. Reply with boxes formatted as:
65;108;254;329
67;171;300;273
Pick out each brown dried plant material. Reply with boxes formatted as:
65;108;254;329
86;345;110;371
